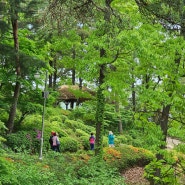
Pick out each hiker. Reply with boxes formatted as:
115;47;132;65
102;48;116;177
108;131;115;147
52;132;60;152
49;131;55;150
89;133;95;150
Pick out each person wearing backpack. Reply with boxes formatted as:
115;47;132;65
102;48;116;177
89;133;95;150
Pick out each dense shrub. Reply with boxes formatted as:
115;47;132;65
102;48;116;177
0;156;17;185
106;145;154;171
174;143;185;154
5;131;40;154
144;150;185;184
19;114;43;131
65;119;94;134
68;101;96;125
144;154;179;185
76;129;89;137
115;134;133;146
44;153;125;185
2;153;61;185
60;137;78;152
80;136;90;150
72;157;125;185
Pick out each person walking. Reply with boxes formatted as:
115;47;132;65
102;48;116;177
108;131;115;147
49;131;55;150
56;132;60;152
52;132;60;152
89;133;95;150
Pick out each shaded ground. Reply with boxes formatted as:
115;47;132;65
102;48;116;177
122;167;150;185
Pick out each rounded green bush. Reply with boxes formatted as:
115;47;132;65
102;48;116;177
5;131;40;153
80;136;90;150
60;137;78;152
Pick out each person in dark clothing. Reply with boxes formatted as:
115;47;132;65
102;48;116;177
49;131;55;150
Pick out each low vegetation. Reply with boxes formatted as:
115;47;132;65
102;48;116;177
1;104;185;185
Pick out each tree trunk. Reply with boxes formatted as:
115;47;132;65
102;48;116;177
53;59;57;90
49;60;53;88
95;62;106;156
6;13;21;133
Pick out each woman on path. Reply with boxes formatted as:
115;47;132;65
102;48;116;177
108;131;115;147
89;133;95;150
52;132;60;152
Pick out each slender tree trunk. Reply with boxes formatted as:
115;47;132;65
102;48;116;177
95;62;106;156
7;12;21;133
49;60;53;88
76;78;83;106
95;0;112;156
53;59;57;90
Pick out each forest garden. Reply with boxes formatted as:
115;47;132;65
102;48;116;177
1;0;185;184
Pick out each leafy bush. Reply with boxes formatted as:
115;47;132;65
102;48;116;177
115;134;133;146
20;114;43;131
80;136;90;150
5;131;40;154
2;153;61;185
60;137;78;152
144;158;177;185
0;156;17;185
174;143;185;154
113;145;154;170
76;129;89;137
65;119;94;133
144;150;185;185
168;121;185;142
73;157;125;185
68;101;96;125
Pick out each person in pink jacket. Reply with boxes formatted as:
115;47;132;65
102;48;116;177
52;132;60;152
89;133;95;150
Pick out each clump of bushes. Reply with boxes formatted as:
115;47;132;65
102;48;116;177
174;143;185;154
144;150;185;185
5;130;40;154
0;156;17;185
60;137;78;152
80;136;90;150
103;145;154;171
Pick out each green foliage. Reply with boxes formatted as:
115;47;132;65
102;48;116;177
116;145;154;170
60;137;78;152
115;134;133;145
144;158;178;185
65;119;95;134
5;131;40;154
1;153;60;185
74;157;125;185
144;149;185;185
80;136;90;150
168;121;185;142
129;121;164;151
69;101;96;125
174;144;185;154
75;129;89;137
0;156;17;185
